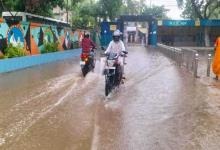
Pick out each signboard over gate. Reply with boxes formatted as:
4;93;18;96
110;25;117;31
161;20;195;26
201;20;220;26
158;19;220;27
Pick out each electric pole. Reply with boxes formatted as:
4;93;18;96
67;0;69;24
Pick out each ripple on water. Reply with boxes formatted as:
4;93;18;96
0;138;5;146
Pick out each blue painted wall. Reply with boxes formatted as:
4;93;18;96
149;20;158;46
0;49;81;73
100;21;120;46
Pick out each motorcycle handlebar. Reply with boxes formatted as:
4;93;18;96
102;52;127;58
122;51;128;54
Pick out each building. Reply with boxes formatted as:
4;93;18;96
53;6;72;24
100;17;220;47
25;1;72;24
157;20;220;46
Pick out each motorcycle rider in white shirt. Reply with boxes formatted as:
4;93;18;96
105;30;127;79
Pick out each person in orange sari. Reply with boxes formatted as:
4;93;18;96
212;36;220;80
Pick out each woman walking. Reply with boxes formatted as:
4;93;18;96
212;36;220;80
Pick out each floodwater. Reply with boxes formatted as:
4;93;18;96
0;46;220;150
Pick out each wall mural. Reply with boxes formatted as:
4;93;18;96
7;26;25;47
63;31;71;49
43;26;54;43
72;31;79;42
0;22;9;52
0;20;83;55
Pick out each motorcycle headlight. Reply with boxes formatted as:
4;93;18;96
107;60;115;67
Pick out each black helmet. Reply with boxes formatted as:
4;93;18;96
84;32;90;38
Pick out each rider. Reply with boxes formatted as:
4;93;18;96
81;32;96;66
105;29;127;80
105;30;126;55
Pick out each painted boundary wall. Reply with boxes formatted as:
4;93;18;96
0;18;84;55
0;48;81;73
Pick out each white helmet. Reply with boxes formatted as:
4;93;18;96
113;30;121;36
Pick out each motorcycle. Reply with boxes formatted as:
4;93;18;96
103;51;128;96
80;49;95;76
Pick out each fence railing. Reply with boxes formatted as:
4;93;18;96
157;43;213;78
157;43;182;66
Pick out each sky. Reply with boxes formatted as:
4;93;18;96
145;0;183;19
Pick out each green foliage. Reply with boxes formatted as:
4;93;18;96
1;0;170;26
1;0;66;17
28;0;65;17
120;0;168;19
41;42;59;54
71;0;123;28
142;5;169;19
176;0;219;46
1;0;25;13
176;0;220;19
98;0;123;20
181;1;196;19
71;0;106;29
121;0;143;15
4;44;26;58
71;0;168;28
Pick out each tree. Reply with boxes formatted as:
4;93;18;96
177;0;219;19
70;0;169;28
71;0;124;28
121;0;140;15
26;0;65;16
71;1;97;29
176;0;220;46
120;0;168;19
98;0;123;20
0;0;68;17
142;5;169;19
71;0;102;29
1;0;25;14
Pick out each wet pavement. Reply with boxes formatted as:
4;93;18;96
0;46;220;150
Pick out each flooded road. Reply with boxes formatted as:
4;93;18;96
0;46;220;150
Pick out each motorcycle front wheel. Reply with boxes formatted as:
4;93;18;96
82;66;88;77
105;76;111;96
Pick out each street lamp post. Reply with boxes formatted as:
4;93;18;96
66;0;68;24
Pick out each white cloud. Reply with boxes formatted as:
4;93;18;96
166;7;183;19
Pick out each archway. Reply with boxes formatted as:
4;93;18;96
118;15;157;46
